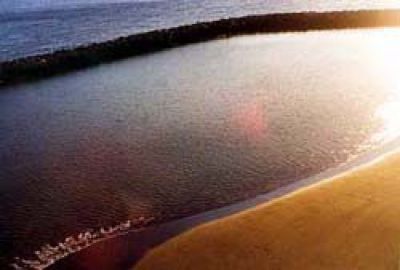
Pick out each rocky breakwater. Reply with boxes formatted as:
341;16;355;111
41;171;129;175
1;9;400;87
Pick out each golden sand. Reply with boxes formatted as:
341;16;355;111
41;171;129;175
135;150;400;270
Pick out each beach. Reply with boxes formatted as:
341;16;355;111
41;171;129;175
4;23;400;269
3;6;400;268
135;149;400;270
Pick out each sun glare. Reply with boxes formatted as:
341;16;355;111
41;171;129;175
370;29;400;143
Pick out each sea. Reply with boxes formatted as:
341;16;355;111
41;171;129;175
1;0;400;61
2;1;400;269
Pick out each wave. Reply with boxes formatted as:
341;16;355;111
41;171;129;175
11;217;154;270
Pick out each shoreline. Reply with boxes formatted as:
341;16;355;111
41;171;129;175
47;138;400;270
2;9;400;87
135;144;400;270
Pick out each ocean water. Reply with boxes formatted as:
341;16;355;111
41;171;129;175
2;27;400;268
1;0;400;61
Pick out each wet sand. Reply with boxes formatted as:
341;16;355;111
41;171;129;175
49;140;400;270
4;10;400;269
135;147;400;270
6;26;399;269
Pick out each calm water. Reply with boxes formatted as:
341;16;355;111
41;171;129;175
2;28;400;267
1;0;400;60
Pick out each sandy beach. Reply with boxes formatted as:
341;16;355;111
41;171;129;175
135;149;400;270
4;2;400;269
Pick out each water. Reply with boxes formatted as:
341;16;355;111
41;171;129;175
1;0;400;61
2;27;400;267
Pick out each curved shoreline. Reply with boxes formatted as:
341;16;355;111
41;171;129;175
2;9;400;87
46;139;400;270
135;144;400;270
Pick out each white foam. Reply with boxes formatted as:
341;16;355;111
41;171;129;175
11;217;154;270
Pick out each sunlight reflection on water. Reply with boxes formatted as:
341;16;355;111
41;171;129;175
2;28;400;267
368;29;400;143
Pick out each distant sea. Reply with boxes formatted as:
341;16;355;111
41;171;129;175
1;0;400;61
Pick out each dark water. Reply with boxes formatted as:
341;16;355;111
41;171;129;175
1;0;400;61
2;28;400;267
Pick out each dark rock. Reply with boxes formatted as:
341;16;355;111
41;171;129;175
1;9;400;87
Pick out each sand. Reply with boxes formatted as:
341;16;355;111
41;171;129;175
135;149;400;270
